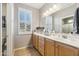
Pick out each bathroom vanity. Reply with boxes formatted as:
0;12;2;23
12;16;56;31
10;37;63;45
32;32;79;56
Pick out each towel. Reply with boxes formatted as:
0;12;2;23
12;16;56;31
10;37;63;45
73;7;79;34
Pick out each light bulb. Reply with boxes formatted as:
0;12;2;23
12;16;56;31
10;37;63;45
49;8;53;11
53;5;57;9
68;20;73;23
46;10;49;14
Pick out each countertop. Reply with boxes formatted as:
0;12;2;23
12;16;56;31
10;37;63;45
33;32;79;48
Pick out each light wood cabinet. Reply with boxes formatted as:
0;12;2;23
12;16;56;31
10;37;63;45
32;34;79;56
32;34;39;50
32;34;36;48
38;36;45;55
55;42;59;56
55;42;79;56
45;39;55;56
35;35;39;50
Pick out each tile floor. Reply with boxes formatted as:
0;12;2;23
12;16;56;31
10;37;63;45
14;47;41;56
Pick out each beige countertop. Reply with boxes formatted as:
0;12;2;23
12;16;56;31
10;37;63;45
34;32;79;48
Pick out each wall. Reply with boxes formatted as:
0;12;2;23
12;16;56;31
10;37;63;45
39;4;79;33
14;3;40;49
0;3;2;55
2;3;6;16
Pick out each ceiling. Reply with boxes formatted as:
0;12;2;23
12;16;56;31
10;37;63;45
24;3;45;9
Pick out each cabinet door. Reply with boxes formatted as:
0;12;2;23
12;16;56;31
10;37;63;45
45;39;55;56
55;42;59;56
32;34;36;48
39;36;45;56
32;34;39;50
35;35;39;50
57;42;79;56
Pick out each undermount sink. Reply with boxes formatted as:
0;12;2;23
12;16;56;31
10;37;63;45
43;32;51;36
62;35;68;39
50;34;72;41
44;33;50;36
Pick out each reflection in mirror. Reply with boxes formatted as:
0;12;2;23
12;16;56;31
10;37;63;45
43;16;52;35
62;16;73;33
41;4;77;34
52;16;55;31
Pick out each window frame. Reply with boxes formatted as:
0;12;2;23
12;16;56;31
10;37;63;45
18;7;32;34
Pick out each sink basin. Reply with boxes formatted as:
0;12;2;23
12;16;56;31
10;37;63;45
62;35;68;39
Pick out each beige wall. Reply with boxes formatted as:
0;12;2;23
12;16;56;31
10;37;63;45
14;3;40;49
0;3;2;55
2;3;6;16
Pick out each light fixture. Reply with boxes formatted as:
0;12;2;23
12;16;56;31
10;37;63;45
43;4;60;17
49;8;53;11
52;4;61;12
43;12;47;16
46;10;49;14
43;10;49;16
53;4;57;9
68;20;73;23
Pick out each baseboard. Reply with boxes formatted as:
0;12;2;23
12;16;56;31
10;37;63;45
13;45;33;51
14;46;27;52
0;51;2;56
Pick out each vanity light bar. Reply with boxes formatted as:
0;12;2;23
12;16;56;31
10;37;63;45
43;4;59;17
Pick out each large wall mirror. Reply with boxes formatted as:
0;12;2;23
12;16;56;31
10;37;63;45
42;15;74;34
40;4;78;34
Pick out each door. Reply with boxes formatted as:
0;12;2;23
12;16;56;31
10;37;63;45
32;34;36;48
0;3;2;56
57;42;79;56
32;34;39;50
6;3;14;56
35;35;39;50
45;39;55;56
39;36;45;55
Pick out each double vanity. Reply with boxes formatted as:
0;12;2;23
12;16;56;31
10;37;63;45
32;32;79;56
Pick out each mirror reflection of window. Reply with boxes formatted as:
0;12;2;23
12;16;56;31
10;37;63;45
43;16;52;32
62;16;73;33
52;16;55;31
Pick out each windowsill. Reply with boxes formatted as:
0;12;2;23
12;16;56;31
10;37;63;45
18;32;32;35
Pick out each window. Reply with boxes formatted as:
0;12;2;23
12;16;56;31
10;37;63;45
18;8;32;34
